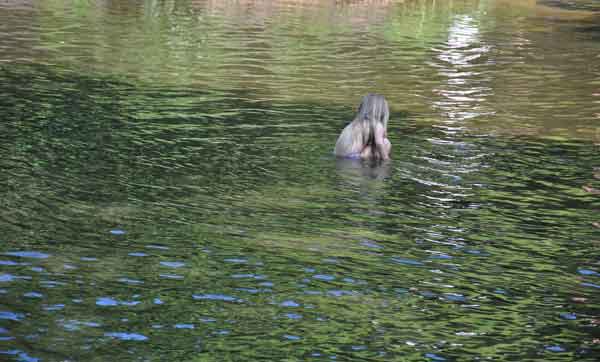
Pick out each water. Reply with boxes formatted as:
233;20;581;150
1;0;599;361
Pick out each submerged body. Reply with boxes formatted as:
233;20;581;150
334;94;391;160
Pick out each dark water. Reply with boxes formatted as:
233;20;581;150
1;1;599;361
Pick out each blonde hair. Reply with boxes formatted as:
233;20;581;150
354;93;389;145
334;93;390;158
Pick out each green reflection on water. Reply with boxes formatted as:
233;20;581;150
2;0;598;139
1;61;598;361
0;0;599;361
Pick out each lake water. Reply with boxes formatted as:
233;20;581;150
1;0;599;361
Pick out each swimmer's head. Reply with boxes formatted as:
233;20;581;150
354;93;389;145
356;93;389;128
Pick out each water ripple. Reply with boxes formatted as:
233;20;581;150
0;0;598;361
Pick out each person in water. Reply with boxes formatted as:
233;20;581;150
334;93;391;160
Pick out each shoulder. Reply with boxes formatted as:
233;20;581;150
334;122;360;156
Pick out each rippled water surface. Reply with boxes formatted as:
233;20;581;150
1;0;599;361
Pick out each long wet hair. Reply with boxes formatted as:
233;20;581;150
334;93;390;158
353;93;389;146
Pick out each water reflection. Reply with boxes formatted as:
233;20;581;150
1;0;599;361
336;158;392;182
